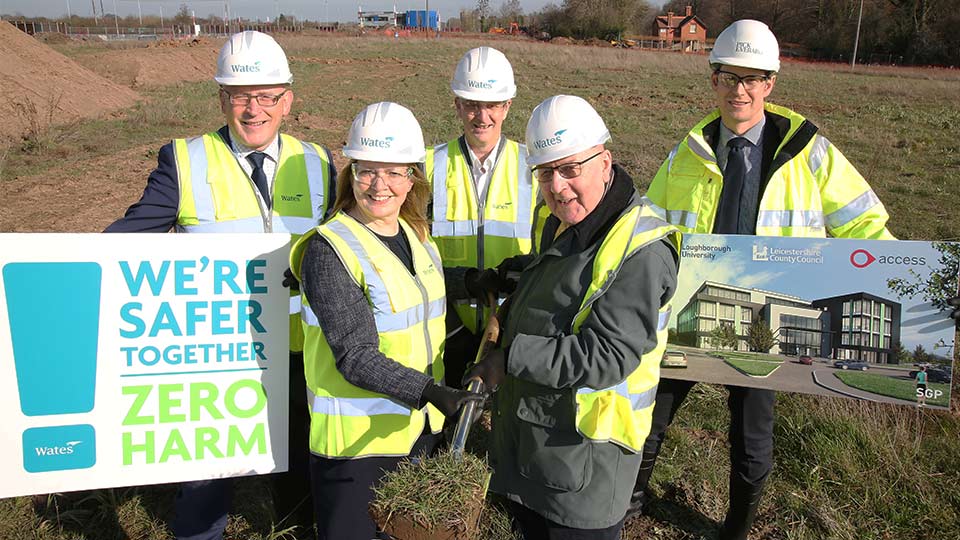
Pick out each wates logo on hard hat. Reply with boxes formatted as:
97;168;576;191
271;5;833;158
360;136;393;149
533;129;567;150
231;60;263;74
467;79;496;90
734;42;763;55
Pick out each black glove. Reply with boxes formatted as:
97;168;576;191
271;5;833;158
421;383;485;417
495;256;529;293
948;296;960;329
464;268;507;303
282;267;300;292
463;347;507;391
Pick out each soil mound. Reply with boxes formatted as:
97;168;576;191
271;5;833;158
76;39;220;88
0;21;140;143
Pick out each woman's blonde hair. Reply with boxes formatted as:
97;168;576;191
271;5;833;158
329;161;431;242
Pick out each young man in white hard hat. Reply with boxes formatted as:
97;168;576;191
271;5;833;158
424;47;540;389
107;30;336;540
631;19;895;539
467;95;680;539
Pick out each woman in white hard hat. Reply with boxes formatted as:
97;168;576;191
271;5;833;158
289;102;483;540
465;95;680;539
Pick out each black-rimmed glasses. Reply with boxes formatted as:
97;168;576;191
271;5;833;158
532;151;604;183
221;89;288;107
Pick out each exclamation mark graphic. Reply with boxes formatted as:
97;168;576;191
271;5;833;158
4;262;100;472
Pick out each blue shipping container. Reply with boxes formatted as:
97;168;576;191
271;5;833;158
405;10;438;29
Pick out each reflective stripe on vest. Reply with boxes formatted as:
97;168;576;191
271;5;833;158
290;213;447;458
307;387;414;417
572;204;681;453
640;196;698;231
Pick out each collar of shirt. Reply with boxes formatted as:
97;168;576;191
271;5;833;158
231;133;280;164
466;136;502;197
718;116;765;150
717;116;764;172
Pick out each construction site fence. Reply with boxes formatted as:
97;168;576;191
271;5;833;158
9;20;340;40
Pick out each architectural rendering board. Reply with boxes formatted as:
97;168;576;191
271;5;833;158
667;234;958;410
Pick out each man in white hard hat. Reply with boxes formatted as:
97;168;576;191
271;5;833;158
106;30;336;540
631;19;894;539
466;95;679;538
425;47;540;389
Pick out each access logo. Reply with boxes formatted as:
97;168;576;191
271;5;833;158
849;249;926;269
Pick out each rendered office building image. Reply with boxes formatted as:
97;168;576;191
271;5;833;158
676;281;902;364
811;293;901;364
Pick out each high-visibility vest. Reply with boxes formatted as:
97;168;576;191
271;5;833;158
425;137;538;332
173;131;334;352
643;103;894;239
289;212;447;458
572;204;681;453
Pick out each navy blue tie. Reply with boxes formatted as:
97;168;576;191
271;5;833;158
247;152;271;207
714;137;750;234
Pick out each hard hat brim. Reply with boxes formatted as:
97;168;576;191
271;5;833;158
452;87;517;102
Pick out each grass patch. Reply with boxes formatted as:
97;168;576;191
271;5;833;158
716;351;784;363
724;358;782;377
370;450;503;539
834;371;950;407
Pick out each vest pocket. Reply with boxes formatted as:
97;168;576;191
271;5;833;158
514;391;593;493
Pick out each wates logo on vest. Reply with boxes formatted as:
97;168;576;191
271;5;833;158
22;424;97;473
280;193;304;203
534;129;566;150
734;42;763;55
467;79;497;90
360;136;393;149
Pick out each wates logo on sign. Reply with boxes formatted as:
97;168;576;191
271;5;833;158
850;249;926;269
22;424;97;473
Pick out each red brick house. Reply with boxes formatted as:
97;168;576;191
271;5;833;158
653;6;707;51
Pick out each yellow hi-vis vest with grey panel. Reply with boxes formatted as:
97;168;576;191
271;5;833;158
425;138;538;333
573;205;681;453
290;212;447;458
173;130;334;352
643;103;894;239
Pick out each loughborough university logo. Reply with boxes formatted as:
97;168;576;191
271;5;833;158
4;262;100;473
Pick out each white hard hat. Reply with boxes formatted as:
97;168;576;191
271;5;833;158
343;102;426;164
525;95;611;167
709;19;780;73
450;47;517;102
215;31;293;86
